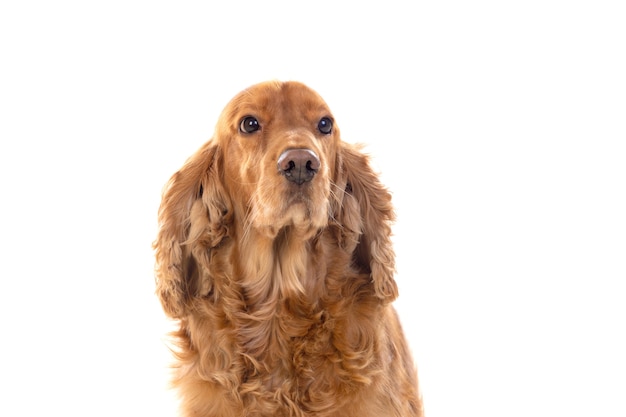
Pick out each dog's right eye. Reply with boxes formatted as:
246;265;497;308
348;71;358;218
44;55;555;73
240;116;260;133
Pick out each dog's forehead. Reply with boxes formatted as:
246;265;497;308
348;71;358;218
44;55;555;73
227;81;332;120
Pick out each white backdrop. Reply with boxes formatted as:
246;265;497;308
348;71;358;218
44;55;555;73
1;1;625;416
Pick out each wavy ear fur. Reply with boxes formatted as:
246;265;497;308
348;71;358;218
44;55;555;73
153;142;231;318
335;142;398;302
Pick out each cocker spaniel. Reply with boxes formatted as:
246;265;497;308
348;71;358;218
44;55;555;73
154;80;424;417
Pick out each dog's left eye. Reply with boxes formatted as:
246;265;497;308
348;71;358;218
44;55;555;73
318;117;333;134
240;116;260;133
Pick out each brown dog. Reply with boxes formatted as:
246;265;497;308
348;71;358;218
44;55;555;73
154;80;423;416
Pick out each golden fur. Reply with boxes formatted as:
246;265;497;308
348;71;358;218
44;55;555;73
154;80;423;416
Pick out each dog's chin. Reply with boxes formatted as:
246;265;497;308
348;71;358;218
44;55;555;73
254;199;328;240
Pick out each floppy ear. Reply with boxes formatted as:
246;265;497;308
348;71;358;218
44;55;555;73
153;141;231;318
334;142;398;302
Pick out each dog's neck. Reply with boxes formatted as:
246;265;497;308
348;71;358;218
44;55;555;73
234;224;325;307
222;224;327;372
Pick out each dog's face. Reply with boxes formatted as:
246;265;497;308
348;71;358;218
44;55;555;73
214;81;341;238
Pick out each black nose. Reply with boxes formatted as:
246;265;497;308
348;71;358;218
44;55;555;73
277;149;320;185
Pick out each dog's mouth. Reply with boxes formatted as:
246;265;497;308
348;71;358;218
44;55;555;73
251;180;329;239
279;186;325;222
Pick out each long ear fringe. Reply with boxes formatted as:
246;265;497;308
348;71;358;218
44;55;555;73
153;142;230;318
337;143;399;302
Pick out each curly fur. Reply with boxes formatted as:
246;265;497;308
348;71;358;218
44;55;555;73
154;80;424;417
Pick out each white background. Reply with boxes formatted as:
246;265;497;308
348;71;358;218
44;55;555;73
1;1;624;416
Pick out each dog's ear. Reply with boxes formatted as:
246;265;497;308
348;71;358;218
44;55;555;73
153;142;231;318
333;142;398;302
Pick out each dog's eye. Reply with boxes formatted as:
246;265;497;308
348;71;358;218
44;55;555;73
240;116;260;133
318;117;333;134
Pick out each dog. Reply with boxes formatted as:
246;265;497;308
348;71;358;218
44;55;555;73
153;80;423;416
